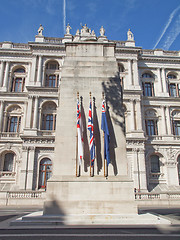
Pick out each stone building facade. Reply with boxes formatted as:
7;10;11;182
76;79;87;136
0;25;180;205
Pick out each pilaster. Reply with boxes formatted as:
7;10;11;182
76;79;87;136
36;56;42;86
0;61;4;87
2;62;10;91
0;101;4;132
33;96;39;129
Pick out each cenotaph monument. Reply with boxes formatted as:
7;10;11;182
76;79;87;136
44;24;137;223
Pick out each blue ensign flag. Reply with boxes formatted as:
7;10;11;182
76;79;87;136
101;100;110;165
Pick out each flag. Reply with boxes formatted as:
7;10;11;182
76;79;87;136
77;99;83;166
88;100;95;166
101;100;110;165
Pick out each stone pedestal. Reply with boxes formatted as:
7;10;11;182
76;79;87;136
44;41;138;222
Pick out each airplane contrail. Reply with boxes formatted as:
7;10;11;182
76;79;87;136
64;0;66;34
153;5;180;49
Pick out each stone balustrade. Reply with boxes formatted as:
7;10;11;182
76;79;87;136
0;132;20;138
135;192;180;200
44;37;63;44
7;191;44;199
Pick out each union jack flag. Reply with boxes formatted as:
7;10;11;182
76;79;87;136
88;100;95;166
77;99;83;166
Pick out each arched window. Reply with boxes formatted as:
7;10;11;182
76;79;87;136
41;102;57;131
38;158;52;189
14;68;25;73
142;73;152;78
11;67;26;92
46;61;59;70
45;61;59;87
142;73;154;96
150;155;160;173
145;109;158;136
2;152;15;172
178;155;180;185
5;105;22;133
167;74;176;79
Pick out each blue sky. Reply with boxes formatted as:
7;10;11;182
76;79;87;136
1;0;180;51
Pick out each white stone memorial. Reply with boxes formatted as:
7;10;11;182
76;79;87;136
43;25;137;223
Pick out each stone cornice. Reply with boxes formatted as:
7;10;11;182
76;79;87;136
139;55;180;63
142;96;180;104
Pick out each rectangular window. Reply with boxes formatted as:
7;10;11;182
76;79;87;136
143;82;154;96
145;120;158;135
173;121;180;135
12;78;24;92
7;116;21;133
42;114;56;130
169;83;177;97
45;75;59;87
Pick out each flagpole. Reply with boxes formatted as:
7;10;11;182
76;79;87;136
89;92;92;177
76;92;79;177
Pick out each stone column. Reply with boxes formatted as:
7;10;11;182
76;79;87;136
0;61;4;87
157;68;163;93
161;68;168;93
26;147;35;190
37;56;42;86
0;101;4;132
166;106;172;135
33;96;39;129
25;96;33;128
133;60;139;86
3;62;10;90
160;106;167;135
128;60;133;86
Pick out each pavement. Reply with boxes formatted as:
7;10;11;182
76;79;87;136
0;206;179;239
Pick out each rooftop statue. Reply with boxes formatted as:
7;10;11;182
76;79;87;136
127;29;134;41
100;26;105;36
38;24;44;36
66;23;72;35
81;24;89;35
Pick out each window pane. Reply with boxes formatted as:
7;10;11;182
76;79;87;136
14;68;25;73
174;121;180;135
151;155;160;173
170;84;177;97
168;74;176;79
3;153;14;171
142;73;152;78
14;78;22;92
10;117;18;132
144;83;152;96
46;75;56;87
39;158;52;189
147;120;155;135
